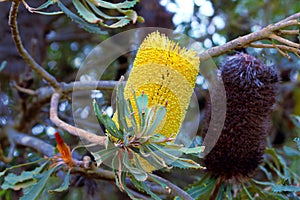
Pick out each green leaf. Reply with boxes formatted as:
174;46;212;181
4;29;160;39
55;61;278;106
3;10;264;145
139;145;169;169
118;9;138;23
215;182;225;200
20;165;61;200
48;169;71;193
30;11;63;15
89;0;137;9
0;61;7;72
144;106;167;136
92;146;119;166
1;160;49;190
116;82;130;133
93;99;123;139
130;175;161;200
122;152;148;182
272;184;300;193
73;0;102;24
290;115;300;128
57;1;107;34
259;165;273;181
86;0;125;20
283;146;300;157
294;138;300;150
101;18;131;29
136;92;148;129
186;176;217;199
148;144;201;169
180;146;205;154
242;184;254;200
0;158;46;179
225;184;233;200
30;0;57;11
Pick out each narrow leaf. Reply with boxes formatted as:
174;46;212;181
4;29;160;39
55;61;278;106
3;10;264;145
272;184;300;193
20;165;61;200
0;61;7;72
101;18;131;29
89;0;137;9
30;0;57;11
73;0;102;23
48;169;71;193
57;1;107;34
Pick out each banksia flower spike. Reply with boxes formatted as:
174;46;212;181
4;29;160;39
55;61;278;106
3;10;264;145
122;31;200;138
204;53;279;181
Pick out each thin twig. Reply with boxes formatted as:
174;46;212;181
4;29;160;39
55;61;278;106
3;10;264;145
4;126;55;157
278;30;299;35
199;12;300;60
11;81;36;96
50;92;107;145
270;34;300;49
8;0;60;90
149;174;194;200
61;81;118;93
249;43;300;54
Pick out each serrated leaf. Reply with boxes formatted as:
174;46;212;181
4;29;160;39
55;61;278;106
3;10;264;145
139;145;168;169
89;0;137;9
1;160;49;188
30;0;57;11
57;1;107;34
131;175;161;200
272;184;300;193
119;9;138;23
149;144;201;169
0;159;46;179
20;165;61;200
186;177;217;199
92;146;119;166
1;179;37;191
48;169;71;193
86;0;125;20
122;152;148;182
180;146;205;154
73;0;102;24
101;18;130;29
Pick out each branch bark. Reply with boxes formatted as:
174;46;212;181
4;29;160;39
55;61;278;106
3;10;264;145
9;0;60;90
50;92;107;145
199;12;300;60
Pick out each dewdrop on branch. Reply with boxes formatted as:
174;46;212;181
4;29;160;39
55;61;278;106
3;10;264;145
203;53;279;181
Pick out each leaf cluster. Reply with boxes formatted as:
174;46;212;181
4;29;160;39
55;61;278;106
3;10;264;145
92;80;204;199
24;0;144;34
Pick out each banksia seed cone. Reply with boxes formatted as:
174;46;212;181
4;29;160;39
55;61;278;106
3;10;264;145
204;53;279;180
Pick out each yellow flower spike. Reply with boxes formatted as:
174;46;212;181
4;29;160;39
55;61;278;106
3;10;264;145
120;31;200;138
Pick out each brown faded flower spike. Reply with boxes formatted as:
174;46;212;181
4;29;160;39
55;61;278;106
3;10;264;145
204;53;279;181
